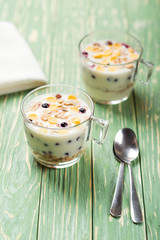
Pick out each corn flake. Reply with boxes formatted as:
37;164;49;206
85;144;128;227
46;97;56;103
114;43;121;48
71;117;81;125
48;117;58;124
68;95;77;100
110;56;117;62
103;49;112;56
114;51;121;57
49;104;58;111
93;54;103;58
70;106;79;112
28;113;37;120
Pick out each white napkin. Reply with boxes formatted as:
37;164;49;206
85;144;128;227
0;22;47;95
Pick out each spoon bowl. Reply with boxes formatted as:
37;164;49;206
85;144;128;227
113;128;139;164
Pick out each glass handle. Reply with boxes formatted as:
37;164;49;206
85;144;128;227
139;59;154;84
91;116;109;144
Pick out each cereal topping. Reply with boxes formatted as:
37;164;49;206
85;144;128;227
55;94;62;99
46;96;56;102
67;95;77;100
26;93;90;129
82;40;139;71
48;117;58;124
28;113;37;120
71;117;81;125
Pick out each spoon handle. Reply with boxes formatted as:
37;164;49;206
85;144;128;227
110;162;124;217
128;164;143;223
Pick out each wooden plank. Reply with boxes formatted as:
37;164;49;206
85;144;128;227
126;0;160;239
89;0;147;239
0;0;53;239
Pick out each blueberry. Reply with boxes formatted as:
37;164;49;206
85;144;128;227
68;140;72;143
91;74;96;79
114;78;118;82
30;134;34;138
60;122;68;127
44;143;48;147
55;143;60;146
65;152;69;156
79;108;86;113
41;103;50;108
76;136;80;141
128;76;132;80
42;151;47;154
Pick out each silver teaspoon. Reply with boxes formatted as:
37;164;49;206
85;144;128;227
110;146;125;217
113;128;143;224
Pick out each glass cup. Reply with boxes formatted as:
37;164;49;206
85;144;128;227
21;84;109;169
79;31;154;105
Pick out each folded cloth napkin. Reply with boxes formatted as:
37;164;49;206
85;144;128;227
0;22;47;95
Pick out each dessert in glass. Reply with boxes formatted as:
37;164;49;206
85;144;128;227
79;31;154;105
21;84;109;168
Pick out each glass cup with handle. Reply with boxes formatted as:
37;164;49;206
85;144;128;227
21;84;109;168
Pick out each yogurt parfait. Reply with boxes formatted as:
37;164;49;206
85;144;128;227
21;84;109;168
79;31;154;104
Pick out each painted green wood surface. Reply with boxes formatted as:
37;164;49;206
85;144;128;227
0;0;159;240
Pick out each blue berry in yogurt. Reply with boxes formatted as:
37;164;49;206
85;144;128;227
60;122;68;128
41;103;50;108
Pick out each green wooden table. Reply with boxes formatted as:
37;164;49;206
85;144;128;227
0;0;160;239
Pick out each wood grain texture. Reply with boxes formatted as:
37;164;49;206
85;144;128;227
0;0;159;239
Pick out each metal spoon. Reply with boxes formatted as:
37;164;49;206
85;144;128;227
110;147;125;217
114;128;143;224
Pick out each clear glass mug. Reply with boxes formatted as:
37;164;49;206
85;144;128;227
79;31;154;105
21;84;109;169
